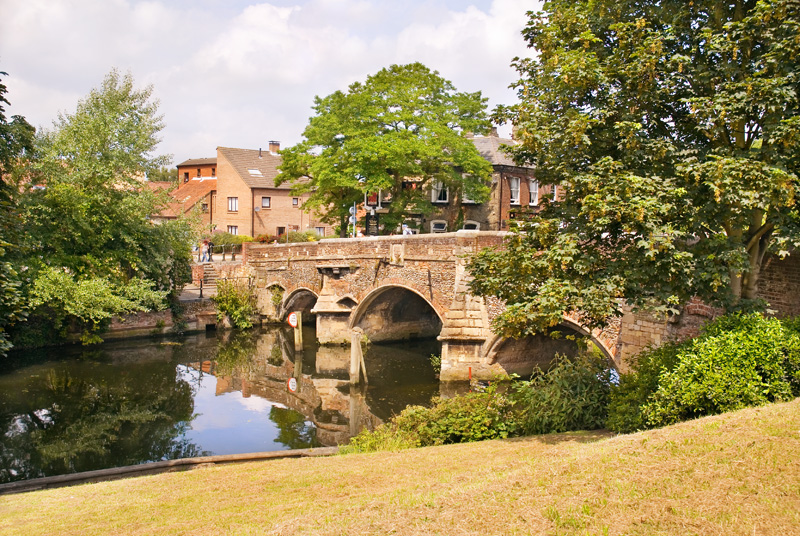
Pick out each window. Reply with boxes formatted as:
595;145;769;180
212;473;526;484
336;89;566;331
227;197;238;212
509;177;520;205
201;202;208;213
227;225;238;235
183;172;189;182
277;226;286;236
529;179;539;206
247;168;263;177
315;226;326;237
431;220;448;233
211;168;216;177
552;184;558;202
196;168;201;177
463;221;480;230
292;197;299;206
261;196;271;208
431;181;449;203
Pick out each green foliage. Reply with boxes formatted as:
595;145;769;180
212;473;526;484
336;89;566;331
472;0;800;336
605;343;682;433
207;231;252;247
279;62;493;236
607;313;800;433
2;70;192;351
148;165;179;185
429;353;441;373
212;279;256;329
0;70;35;356
343;388;517;453
28;267;167;344
512;353;614;435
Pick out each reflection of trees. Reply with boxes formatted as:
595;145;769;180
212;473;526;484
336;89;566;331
0;357;206;483
269;406;320;450
214;331;258;376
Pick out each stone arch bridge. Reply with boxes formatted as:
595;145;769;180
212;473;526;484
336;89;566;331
239;232;651;381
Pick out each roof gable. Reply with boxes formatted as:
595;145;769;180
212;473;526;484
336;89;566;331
217;147;288;189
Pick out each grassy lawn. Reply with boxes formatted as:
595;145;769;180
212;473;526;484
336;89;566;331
1;399;798;535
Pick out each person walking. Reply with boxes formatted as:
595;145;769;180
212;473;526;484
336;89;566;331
200;241;209;263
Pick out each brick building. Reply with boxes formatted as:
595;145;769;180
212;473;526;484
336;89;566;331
176;157;216;184
367;130;554;234
169;143;332;238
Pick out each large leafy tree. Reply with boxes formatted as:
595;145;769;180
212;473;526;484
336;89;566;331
279;63;493;236
0;71;35;355
11;70;192;345
469;0;800;337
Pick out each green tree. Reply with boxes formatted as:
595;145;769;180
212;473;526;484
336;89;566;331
279;63;493;236
11;70;192;345
148;165;179;185
0;70;35;356
469;0;800;337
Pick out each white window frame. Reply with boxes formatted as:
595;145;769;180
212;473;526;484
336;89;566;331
430;220;448;233
292;197;299;207
227;225;238;235
529;179;539;206
261;196;271;208
552;184;558;202
227;197;238;212
462;220;480;230
431;181;449;203
509;177;520;205
315;226;325;237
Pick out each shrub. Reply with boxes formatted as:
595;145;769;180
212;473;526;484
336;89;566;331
342;388;518;453
211;279;256;329
511;353;614;435
643;313;800;427
607;313;800;433
605;343;681;433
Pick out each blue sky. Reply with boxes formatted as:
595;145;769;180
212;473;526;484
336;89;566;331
0;0;542;164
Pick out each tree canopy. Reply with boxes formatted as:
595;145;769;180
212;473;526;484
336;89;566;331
469;0;800;337
279;63;493;235
0;71;35;355
5;70;192;348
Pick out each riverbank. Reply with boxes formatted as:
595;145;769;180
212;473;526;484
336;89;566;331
1;399;798;535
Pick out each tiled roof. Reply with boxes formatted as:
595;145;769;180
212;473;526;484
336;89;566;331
177;157;217;167
217;147;289;189
471;135;525;168
168;178;217;214
144;181;175;191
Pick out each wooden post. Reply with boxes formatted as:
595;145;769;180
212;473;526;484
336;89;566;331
294;312;303;353
350;329;368;385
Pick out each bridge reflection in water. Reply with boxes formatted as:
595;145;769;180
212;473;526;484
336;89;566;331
0;325;447;483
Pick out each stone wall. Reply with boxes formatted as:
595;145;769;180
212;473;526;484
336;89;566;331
106;300;218;339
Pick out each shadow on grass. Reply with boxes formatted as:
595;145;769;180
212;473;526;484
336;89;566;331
502;429;614;446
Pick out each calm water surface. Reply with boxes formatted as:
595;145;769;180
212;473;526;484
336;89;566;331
0;326;443;483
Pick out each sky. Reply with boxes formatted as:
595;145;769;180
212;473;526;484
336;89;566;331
0;0;542;166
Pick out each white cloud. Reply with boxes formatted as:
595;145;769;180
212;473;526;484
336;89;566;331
0;0;541;162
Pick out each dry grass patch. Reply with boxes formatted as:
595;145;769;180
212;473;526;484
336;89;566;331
1;401;799;535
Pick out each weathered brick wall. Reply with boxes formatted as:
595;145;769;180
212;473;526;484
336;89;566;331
758;253;800;317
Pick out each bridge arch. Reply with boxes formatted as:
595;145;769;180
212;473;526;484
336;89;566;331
280;287;318;323
485;317;618;377
350;285;444;343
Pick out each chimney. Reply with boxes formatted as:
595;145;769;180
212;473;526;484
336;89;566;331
268;140;280;154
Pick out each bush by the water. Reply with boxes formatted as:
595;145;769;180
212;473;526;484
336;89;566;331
211;279;256;329
343;352;614;453
513;352;614;435
342;388;518;453
607;313;800;433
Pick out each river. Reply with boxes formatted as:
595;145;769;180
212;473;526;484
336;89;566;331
0;326;448;483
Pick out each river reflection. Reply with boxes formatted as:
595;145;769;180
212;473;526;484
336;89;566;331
0;326;441;483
